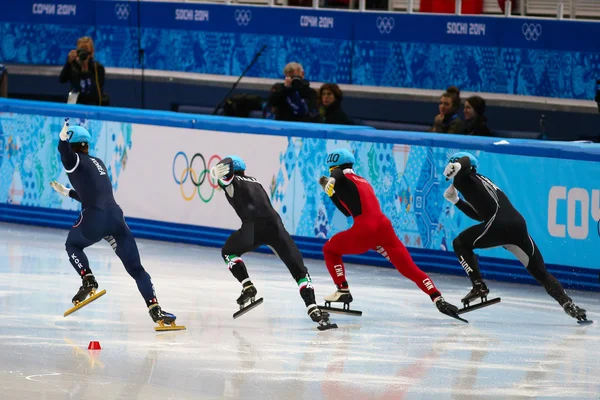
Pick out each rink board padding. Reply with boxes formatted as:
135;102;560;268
1;203;598;293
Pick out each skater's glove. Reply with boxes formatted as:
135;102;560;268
444;162;461;181
443;185;459;204
50;180;70;197
324;178;336;197
210;163;230;180
59;117;71;141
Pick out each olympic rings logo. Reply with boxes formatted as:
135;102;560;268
522;23;542;41
115;4;130;20
235;9;252;26
172;152;222;203
376;16;395;34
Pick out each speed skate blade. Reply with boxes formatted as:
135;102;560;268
577;320;593;325
320;305;362;317
233;297;264;319
448;314;469;323
63;289;107;317
457;297;501;315
317;323;338;331
154;324;187;332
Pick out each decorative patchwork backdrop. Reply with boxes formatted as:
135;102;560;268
0;113;132;210
271;137;600;270
1;109;598;270
1;1;599;99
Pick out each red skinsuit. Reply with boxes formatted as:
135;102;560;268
323;168;440;300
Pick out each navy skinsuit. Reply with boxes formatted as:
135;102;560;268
58;140;156;306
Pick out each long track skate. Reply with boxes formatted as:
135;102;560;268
320;290;362;317
64;289;107;317
458;295;501;315
233;297;264;319
233;284;264;319
150;305;186;332
563;301;593;325
154;321;187;332
320;301;363;317
308;305;338;331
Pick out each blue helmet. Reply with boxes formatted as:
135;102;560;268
449;151;478;169
326;148;355;169
68;126;91;144
225;155;246;172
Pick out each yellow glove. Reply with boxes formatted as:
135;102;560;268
324;178;336;197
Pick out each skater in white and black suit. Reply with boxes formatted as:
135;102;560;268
443;151;589;323
210;155;335;329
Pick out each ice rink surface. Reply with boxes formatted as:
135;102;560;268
0;222;599;400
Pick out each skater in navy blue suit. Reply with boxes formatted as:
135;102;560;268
51;118;183;329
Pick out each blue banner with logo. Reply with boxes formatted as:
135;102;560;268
1;1;599;98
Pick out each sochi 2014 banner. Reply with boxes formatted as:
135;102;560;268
0;112;598;270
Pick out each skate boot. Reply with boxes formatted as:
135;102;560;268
237;282;258;305
72;274;99;304
435;296;468;323
308;305;337;331
233;281;264;319
321;288;362;316
563;301;592;325
64;274;107;317
324;289;353;304
149;304;186;331
458;280;501;314
461;280;490;305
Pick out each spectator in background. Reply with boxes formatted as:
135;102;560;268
0;64;7;98
59;36;108;106
268;62;318;122
318;83;353;125
463;96;492;137
429;86;464;134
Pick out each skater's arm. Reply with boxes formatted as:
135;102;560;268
58;140;80;172
57;118;79;172
455;199;484;221
69;190;81;202
211;159;235;189
319;175;351;216
330;195;352;217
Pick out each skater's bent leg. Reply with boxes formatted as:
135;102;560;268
65;212;103;277
506;239;571;306
222;223;256;285
266;227;317;308
113;230;157;306
66;228;95;276
452;225;488;283
323;228;370;289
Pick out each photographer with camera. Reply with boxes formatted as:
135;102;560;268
268;62;318;122
59;36;108;106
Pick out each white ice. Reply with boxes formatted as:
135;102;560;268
0;222;599;400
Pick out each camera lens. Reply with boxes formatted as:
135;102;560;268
77;49;89;61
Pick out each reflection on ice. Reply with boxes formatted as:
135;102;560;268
0;223;598;399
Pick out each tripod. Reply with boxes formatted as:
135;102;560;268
212;45;267;115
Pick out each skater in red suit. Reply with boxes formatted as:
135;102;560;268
320;148;462;320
